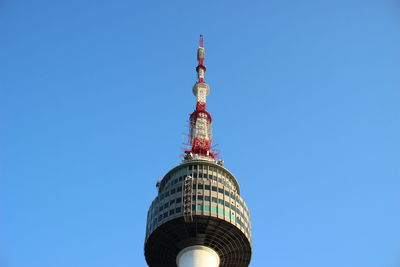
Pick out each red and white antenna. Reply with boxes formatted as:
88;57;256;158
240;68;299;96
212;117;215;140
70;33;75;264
184;35;216;161
196;35;206;83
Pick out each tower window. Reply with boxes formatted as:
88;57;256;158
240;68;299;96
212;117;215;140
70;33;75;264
211;206;217;213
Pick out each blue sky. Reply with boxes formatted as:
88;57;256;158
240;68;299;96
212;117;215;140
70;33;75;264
1;0;400;266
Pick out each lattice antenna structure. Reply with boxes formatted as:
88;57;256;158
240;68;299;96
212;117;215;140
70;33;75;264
184;35;215;161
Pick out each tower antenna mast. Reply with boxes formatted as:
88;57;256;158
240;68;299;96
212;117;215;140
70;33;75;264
184;35;214;160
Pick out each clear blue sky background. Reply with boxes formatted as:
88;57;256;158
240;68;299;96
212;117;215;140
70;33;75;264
1;1;400;267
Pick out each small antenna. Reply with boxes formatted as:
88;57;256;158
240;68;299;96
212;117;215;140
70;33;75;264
199;35;204;48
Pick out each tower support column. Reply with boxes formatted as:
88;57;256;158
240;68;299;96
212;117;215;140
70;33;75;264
176;245;220;267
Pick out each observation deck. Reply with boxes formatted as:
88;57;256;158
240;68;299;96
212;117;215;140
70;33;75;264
144;161;252;267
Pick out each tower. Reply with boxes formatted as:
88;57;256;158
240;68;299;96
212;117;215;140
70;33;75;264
144;36;252;267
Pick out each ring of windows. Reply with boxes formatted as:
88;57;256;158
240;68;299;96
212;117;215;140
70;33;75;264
147;181;251;239
151;180;250;220
159;164;239;193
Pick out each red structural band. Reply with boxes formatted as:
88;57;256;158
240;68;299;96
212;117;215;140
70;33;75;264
186;138;215;158
196;102;206;111
190;109;212;122
196;65;206;72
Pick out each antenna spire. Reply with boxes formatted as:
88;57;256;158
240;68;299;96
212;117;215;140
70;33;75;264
184;35;215;161
199;34;204;47
196;35;206;83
